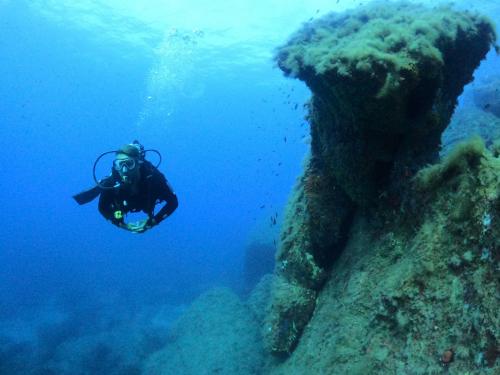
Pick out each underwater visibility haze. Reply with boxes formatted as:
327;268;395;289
0;0;499;374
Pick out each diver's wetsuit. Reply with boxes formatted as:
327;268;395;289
98;160;178;227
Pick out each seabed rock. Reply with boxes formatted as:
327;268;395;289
142;288;264;375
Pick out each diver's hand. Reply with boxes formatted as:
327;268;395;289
121;218;156;233
126;220;148;234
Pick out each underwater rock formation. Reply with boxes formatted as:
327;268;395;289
269;137;499;374
266;1;497;355
142;288;265;375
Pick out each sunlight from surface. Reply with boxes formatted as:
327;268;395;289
28;0;364;52
26;0;499;53
28;0;364;128
25;0;500;127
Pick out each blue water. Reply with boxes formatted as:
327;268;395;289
0;0;310;312
0;1;316;368
0;0;498;373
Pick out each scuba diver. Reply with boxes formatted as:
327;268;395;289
73;141;178;233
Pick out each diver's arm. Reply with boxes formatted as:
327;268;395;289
153;193;178;225
151;179;178;225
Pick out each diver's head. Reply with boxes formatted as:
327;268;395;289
114;144;141;185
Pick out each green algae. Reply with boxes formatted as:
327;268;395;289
275;1;496;205
278;2;496;98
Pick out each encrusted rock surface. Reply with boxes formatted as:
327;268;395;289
269;137;499;374
266;1;497;355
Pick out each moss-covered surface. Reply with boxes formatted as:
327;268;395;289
266;1;497;355
276;1;496;205
278;2;496;83
264;156;354;354
262;276;317;355
276;156;354;289
269;137;499;374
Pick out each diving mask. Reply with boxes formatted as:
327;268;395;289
113;158;136;173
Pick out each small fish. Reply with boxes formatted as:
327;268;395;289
260;205;265;209
484;103;491;109
294;103;298;110
278;162;282;166
284;136;287;143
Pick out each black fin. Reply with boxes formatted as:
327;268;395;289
73;185;102;205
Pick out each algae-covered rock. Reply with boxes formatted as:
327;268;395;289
266;1;497;356
265;157;354;354
262;276;317;355
276;157;354;290
276;1;496;205
269;137;500;374
143;288;264;375
246;274;275;326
